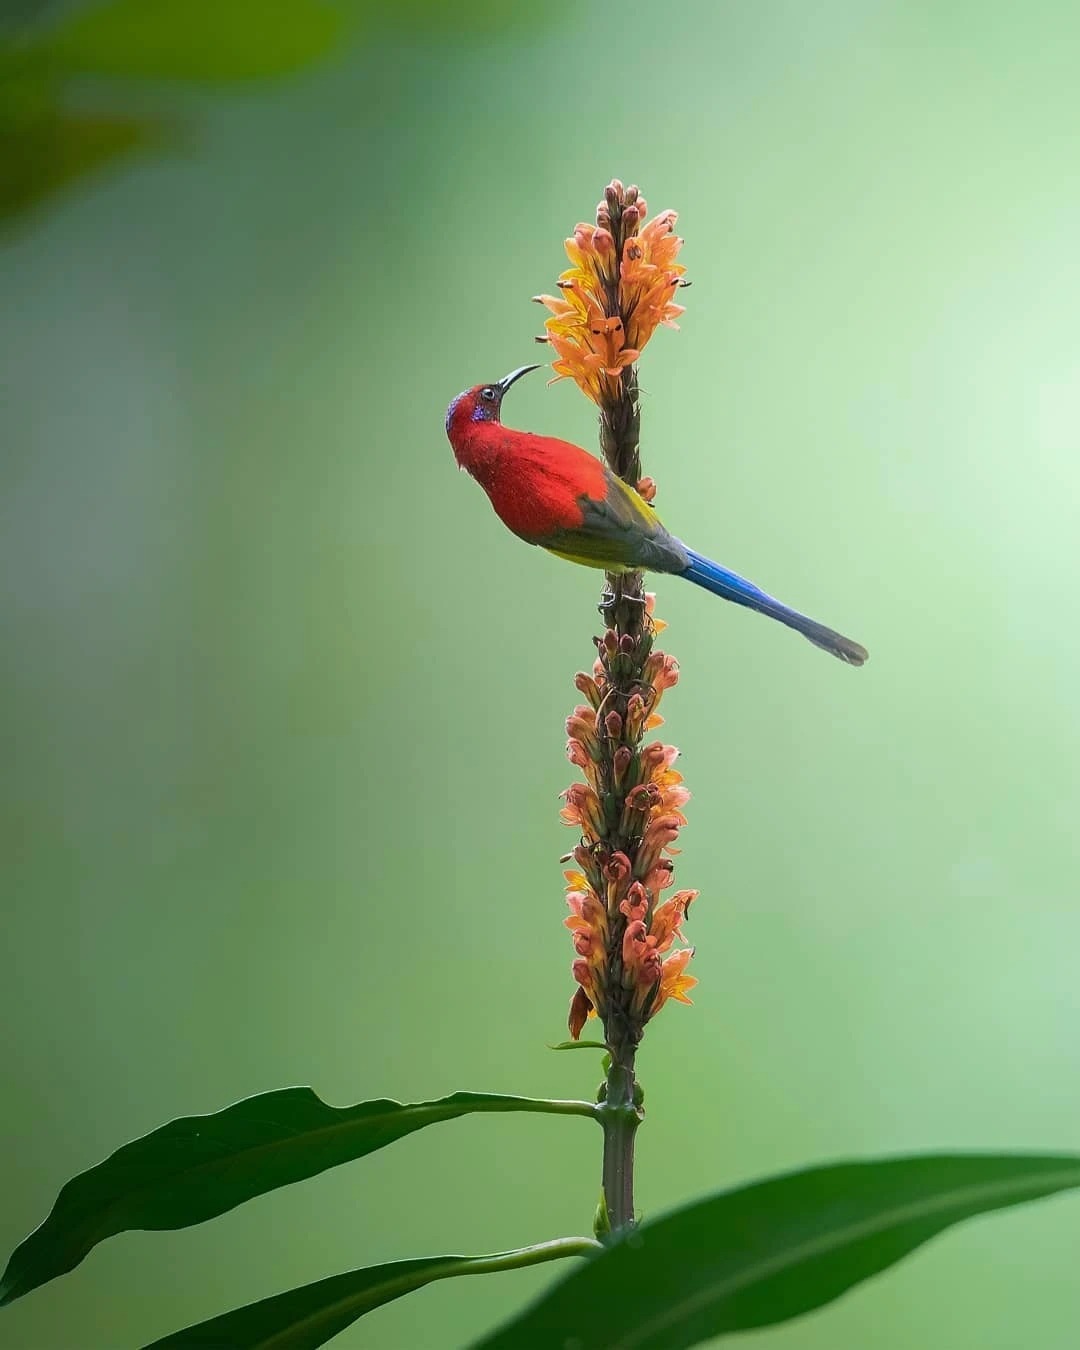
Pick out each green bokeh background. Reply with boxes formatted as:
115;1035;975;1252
4;1;1080;1346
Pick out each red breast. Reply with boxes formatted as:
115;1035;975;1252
450;416;608;543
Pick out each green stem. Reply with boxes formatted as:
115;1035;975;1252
425;1236;602;1281
462;1097;598;1119
599;1045;642;1233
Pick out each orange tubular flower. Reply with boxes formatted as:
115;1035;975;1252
534;185;687;406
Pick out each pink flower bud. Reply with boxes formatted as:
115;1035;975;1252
566;705;597;744
566;738;590;769
622;919;647;967
572;957;593;989
574;671;602;707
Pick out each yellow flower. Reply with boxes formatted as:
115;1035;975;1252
534;186;687;406
619;209;687;353
653;947;698;1011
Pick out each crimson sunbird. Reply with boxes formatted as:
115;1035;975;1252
445;365;868;665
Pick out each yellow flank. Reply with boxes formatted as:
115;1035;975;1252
543;546;634;572
611;475;662;529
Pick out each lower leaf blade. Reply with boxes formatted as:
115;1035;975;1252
470;1153;1080;1349
141;1239;597;1350
142;1255;458;1350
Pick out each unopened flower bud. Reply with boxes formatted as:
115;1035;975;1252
638;950;662;989
572;957;594;989
621;917;647;964
573;930;594;958
574;671;602;707
566;738;590;769
636;476;657;503
566;704;597;745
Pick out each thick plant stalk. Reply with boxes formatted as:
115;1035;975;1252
539;180;695;1234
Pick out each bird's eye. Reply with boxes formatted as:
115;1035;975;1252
480;386;496;401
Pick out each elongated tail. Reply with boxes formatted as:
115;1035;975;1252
679;547;868;665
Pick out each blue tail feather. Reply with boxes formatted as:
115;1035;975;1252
679;548;867;666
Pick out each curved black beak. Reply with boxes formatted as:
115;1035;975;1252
497;364;541;395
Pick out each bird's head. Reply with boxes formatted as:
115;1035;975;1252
445;364;540;445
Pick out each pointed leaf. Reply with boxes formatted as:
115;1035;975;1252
1;1088;595;1305
471;1153;1080;1349
42;0;345;82
140;1240;597;1350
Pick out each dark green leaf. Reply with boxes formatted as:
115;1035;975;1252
0;1088;595;1305
142;1239;598;1350
471;1153;1080;1349
42;0;346;82
548;1040;608;1052
0;106;162;223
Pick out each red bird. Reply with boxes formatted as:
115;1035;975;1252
445;365;867;665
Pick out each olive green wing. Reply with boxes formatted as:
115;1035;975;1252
542;468;689;575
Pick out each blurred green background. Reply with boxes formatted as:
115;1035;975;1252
4;0;1080;1346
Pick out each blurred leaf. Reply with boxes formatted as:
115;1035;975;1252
548;1040;608;1051
0;105;163;223
0;0;570;227
42;0;346;82
0;39;162;223
140;1239;597;1349
0;1087;595;1305
371;0;570;36
470;1153;1080;1349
